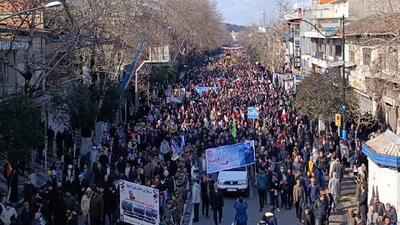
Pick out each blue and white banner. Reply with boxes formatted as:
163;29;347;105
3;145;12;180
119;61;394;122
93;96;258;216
171;135;186;161
247;107;260;120
195;86;221;94
166;96;182;104
119;180;160;225
206;141;256;174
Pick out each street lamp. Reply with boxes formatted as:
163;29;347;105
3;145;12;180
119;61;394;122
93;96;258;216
0;1;63;23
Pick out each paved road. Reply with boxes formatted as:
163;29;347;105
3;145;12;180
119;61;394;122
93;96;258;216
194;168;356;225
196;174;299;225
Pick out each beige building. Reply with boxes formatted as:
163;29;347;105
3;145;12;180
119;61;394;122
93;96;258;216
345;14;400;134
0;2;45;97
0;29;45;97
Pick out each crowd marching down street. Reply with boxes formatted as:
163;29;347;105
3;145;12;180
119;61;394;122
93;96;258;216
0;48;398;225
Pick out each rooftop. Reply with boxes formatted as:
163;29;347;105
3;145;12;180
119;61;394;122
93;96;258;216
345;14;400;37
363;130;400;168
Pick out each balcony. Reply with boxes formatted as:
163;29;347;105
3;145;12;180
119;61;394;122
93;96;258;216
314;51;325;60
307;51;344;69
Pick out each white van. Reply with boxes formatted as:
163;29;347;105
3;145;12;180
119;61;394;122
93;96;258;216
217;166;249;196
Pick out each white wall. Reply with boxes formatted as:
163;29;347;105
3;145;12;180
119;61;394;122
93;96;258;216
333;1;349;18
368;159;400;225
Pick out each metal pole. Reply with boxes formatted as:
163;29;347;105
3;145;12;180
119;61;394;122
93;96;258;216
292;25;295;73
342;15;346;135
44;107;48;173
135;70;139;111
124;98;128;124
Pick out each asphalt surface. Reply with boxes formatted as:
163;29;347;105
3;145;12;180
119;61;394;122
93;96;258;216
196;173;299;225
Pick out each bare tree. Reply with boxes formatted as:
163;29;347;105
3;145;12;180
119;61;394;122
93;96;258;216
1;0;229;97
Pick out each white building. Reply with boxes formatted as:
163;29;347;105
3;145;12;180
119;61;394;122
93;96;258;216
293;0;400;76
363;130;400;225
298;0;348;75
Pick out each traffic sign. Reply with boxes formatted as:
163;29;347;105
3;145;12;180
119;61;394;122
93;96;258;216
335;114;341;127
341;104;348;112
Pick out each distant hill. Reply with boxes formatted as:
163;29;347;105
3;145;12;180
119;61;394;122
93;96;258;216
225;23;246;33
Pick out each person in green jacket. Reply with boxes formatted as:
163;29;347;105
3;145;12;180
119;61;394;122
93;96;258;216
257;170;267;212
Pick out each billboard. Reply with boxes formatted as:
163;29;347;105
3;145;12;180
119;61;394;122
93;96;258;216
148;45;170;63
119;180;160;225
206;141;256;174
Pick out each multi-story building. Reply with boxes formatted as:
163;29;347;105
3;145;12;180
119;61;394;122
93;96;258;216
0;1;45;97
297;0;348;75
286;0;400;133
345;14;400;134
292;0;400;76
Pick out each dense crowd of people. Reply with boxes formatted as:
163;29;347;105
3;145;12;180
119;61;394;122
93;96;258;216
0;49;398;225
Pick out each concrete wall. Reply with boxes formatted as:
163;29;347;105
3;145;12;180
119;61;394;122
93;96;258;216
0;35;44;97
368;159;400;225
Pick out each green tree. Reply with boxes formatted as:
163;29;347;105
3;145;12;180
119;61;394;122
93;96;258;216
53;85;98;137
0;95;44;163
247;45;261;63
295;71;357;122
98;87;119;123
167;60;181;81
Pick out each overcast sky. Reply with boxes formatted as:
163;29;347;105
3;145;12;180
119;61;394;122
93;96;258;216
216;0;275;26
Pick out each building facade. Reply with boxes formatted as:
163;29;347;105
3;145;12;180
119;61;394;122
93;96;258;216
0;1;45;97
285;0;400;133
345;13;400;134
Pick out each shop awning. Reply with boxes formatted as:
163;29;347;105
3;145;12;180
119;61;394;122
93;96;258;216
362;130;400;168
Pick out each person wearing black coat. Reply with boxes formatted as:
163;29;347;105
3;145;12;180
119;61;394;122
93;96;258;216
9;170;19;202
324;189;334;218
19;201;34;225
269;174;280;210
103;186;117;225
47;127;55;154
200;176;210;217
313;194;329;225
301;207;315;225
358;184;368;222
56;131;64;158
286;170;296;210
47;189;66;225
210;184;224;225
23;178;36;202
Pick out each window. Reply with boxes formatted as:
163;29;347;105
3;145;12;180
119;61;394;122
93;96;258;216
362;48;371;66
386;47;398;71
350;51;355;63
335;45;342;58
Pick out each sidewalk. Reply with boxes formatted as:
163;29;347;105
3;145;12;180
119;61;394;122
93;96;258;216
329;168;357;225
0;158;56;208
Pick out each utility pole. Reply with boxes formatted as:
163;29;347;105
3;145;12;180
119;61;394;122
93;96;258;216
292;24;295;73
341;14;347;139
263;10;266;28
44;107;48;173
